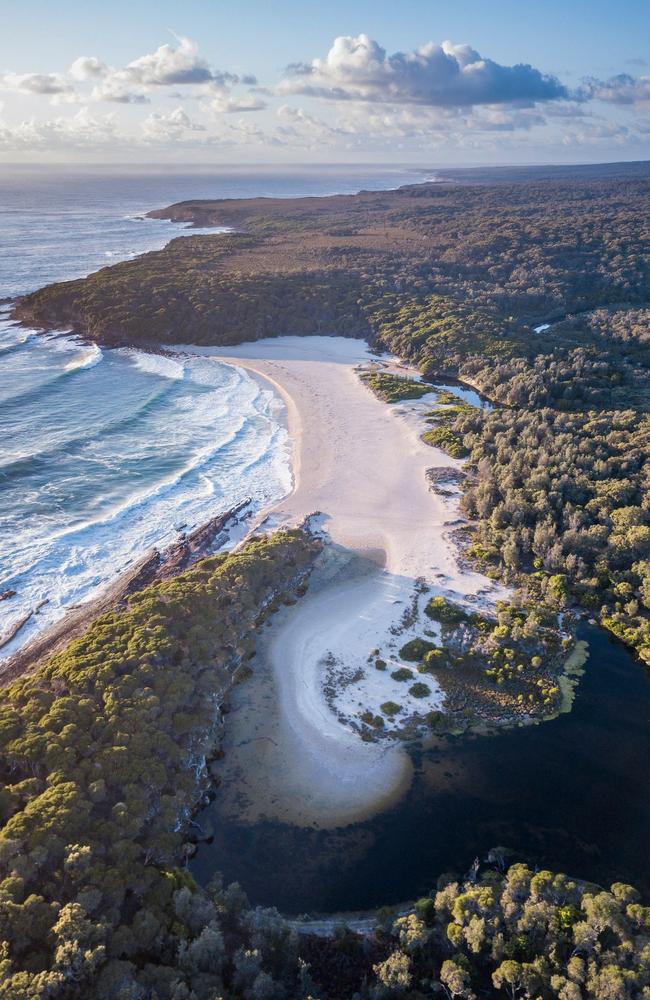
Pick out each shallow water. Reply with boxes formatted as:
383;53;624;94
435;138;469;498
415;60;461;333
191;625;650;914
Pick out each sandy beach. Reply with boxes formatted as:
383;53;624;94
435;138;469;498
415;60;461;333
175;336;507;829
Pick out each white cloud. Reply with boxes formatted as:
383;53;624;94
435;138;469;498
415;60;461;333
1;36;255;111
83;37;257;109
69;56;108;81
0;71;74;98
281;34;568;108
124;36;219;87
141;106;206;141
276;104;343;139
586;74;650;106
560;120;632;146
205;85;266;114
0;107;119;149
91;81;149;104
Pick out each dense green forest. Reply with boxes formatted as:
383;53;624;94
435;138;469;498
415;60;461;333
14;170;650;346
372;302;650;665
0;530;321;998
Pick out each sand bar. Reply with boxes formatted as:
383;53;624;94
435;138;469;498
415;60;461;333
177;336;507;828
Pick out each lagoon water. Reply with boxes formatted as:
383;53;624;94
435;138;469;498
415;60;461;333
0;165;425;652
193;625;650;914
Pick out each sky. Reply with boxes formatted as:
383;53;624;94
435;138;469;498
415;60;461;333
0;0;649;165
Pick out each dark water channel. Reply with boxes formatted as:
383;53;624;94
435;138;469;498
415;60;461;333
191;625;650;914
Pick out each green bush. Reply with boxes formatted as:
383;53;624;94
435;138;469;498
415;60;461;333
391;667;414;682
425;596;470;625
380;701;402;716
399;638;439;661
422;426;470;458
409;682;432;698
418;648;446;672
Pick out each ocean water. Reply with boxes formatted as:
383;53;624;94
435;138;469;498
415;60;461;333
0;165;425;653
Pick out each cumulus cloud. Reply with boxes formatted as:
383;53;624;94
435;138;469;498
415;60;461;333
585;73;650;106
0;71;74;98
78;37;258;109
276;104;343;137
3;36;257;110
560;120;632;147
69;56;108;81
91;81;149;104
205;86;266;114
141;106;206;141
280;34;568;108
0;107;119;149
124;36;223;87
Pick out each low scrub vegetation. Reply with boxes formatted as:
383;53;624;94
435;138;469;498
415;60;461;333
360;370;431;403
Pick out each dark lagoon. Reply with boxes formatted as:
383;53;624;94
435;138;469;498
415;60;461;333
191;624;650;914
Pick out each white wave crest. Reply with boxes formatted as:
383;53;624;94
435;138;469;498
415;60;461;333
124;350;185;381
64;344;103;372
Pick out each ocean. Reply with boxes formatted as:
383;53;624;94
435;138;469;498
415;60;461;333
0;165;426;654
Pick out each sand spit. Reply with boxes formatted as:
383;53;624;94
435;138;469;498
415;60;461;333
174;337;507;829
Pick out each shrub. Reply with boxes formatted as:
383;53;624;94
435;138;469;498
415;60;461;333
421;648;446;671
426;710;447;729
425;596;469;625
422;427;470;458
409;682;432;698
380;701;402;716
399;638;438;661
375;658;387;670
391;667;414;682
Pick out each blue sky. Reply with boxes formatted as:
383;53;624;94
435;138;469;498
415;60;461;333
1;0;648;163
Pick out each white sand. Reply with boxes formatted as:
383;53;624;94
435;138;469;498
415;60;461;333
176;336;507;828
